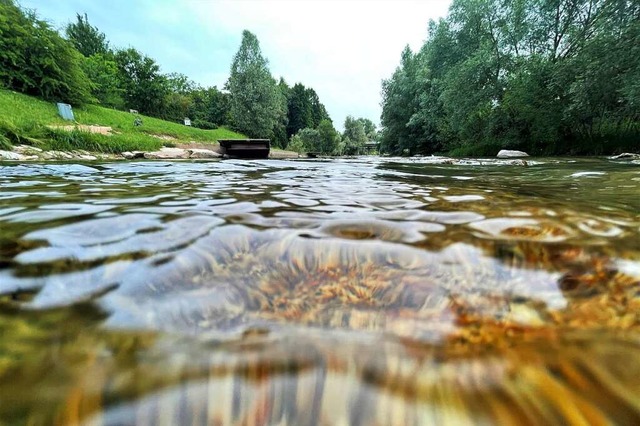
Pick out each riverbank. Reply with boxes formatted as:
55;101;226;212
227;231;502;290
0;89;246;154
0;143;301;161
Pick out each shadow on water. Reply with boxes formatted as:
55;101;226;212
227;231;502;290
0;157;639;424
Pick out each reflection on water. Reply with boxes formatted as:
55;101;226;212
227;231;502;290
1;157;639;424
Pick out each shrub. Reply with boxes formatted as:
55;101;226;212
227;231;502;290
0;1;92;105
192;119;218;130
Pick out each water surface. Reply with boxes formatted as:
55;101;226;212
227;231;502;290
1;157;639;424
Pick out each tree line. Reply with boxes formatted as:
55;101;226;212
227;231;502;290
380;0;639;156
0;1;378;151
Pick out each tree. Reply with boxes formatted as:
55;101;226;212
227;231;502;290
317;119;340;154
342;116;368;155
286;83;331;138
287;83;313;137
163;73;199;122
81;53;124;108
296;128;321;153
227;30;281;138
272;78;290;147
288;133;305;154
0;1;92;104
65;13;108;57
356;118;377;139
379;0;640;156
188;86;231;127
114;48;169;116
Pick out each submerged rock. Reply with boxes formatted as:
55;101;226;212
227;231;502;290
188;148;222;159
143;147;189;159
121;151;145;159
497;149;529;158
609;152;640;160
0;150;27;160
13;145;42;155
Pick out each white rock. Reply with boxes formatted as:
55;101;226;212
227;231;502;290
13;145;43;154
609;152;640;160
51;151;73;159
144;147;190;159
497;149;529;158
79;155;97;160
188;148;222;159
0;150;26;160
122;151;145;159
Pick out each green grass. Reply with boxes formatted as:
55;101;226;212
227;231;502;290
0;89;246;153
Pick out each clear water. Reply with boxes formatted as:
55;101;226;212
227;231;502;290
1;157;639;424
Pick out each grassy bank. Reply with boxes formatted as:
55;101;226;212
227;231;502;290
0;90;246;153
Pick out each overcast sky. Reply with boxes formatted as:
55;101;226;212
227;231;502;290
20;0;452;130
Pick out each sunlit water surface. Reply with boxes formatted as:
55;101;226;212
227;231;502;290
1;157;639;425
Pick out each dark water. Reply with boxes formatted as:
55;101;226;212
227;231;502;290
1;157;639;425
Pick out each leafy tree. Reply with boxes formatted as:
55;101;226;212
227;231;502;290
356;118;377;139
308;87;330;126
272;78;290;147
287;83;314;137
288;134;305;154
227;30;281;138
342;115;368;155
286;83;331;138
165;72;198;95
296;128;321;153
188;86;231;127
317;119;340;154
81;53;124;108
65;13;108;57
114;48;169;116
162;73;199;122
0;0;92;104
380;0;640;156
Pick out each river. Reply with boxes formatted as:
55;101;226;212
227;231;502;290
1;157;639;424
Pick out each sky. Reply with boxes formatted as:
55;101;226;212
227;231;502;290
20;0;452;131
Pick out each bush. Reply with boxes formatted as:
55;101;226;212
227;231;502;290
0;1;92;105
191;119;218;130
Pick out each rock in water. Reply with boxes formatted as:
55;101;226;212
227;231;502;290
609;152;640;160
0;150;26;160
143;147;190;159
497;149;529;158
188;148;222;159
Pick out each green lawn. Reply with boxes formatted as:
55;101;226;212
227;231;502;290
0;90;246;153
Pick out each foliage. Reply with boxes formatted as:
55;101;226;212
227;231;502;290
64;13;108;57
380;0;640;156
187;86;231;127
81;53;124;108
342;116;368;155
0;1;92;105
287;134;305;154
191;119;217;130
113;48;169;116
292;119;340;155
227;30;283;139
317;119;340;154
286;83;330;138
271;78;290;148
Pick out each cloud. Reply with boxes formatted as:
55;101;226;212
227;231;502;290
19;0;452;130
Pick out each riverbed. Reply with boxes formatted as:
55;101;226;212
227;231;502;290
1;157;639;424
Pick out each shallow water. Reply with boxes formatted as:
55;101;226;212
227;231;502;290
1;157;639;425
